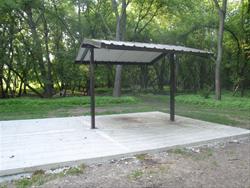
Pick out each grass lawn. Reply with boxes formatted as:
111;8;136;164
0;93;249;129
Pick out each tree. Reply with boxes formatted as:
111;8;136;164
0;0;248;99
112;0;164;97
112;0;129;97
22;1;54;97
213;0;228;100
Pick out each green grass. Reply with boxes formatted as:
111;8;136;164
129;170;144;180
65;165;86;176
133;93;250;129
168;148;190;156
174;94;250;129
176;94;250;110
0;92;249;129
15;171;55;188
0;96;137;107
0;96;138;120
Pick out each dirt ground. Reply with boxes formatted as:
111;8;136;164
2;137;248;188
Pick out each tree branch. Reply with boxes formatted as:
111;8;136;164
112;0;120;20
212;0;221;10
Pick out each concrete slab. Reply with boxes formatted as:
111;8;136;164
1;111;249;176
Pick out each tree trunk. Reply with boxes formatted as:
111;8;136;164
0;76;6;98
107;65;113;88
199;61;206;90
113;65;123;96
23;82;27;95
0;64;6;98
214;0;227;100
25;6;52;97
5;63;43;97
42;5;54;97
112;0;127;97
158;60;165;91
140;65;149;90
18;81;23;97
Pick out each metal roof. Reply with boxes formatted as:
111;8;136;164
75;39;213;65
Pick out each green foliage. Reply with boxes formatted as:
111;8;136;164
15;172;53;188
15;179;32;188
65;166;85;176
199;85;211;99
95;87;113;95
0;0;249;99
32;169;45;176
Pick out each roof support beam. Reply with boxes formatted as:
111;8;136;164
80;48;89;62
89;47;95;129
169;53;176;121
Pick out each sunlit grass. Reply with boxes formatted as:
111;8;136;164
176;94;250;110
0;96;138;120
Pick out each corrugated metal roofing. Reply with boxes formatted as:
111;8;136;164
75;39;213;64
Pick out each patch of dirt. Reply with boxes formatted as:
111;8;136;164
47;109;68;118
2;138;250;188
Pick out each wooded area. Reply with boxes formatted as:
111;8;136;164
0;0;249;99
